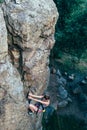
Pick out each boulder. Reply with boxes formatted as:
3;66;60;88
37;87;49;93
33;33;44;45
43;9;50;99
71;84;82;95
57;76;67;87
58;100;68;108
58;85;68;99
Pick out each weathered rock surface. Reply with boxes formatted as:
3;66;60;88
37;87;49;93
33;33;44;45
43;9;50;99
0;57;26;130
0;8;27;130
0;0;58;130
0;8;8;60
2;0;58;94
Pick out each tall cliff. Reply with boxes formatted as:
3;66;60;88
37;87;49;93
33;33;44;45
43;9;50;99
0;0;58;130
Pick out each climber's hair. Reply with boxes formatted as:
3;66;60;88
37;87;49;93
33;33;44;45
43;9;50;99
43;92;50;100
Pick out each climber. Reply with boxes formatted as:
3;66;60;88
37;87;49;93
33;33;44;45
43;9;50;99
27;92;50;115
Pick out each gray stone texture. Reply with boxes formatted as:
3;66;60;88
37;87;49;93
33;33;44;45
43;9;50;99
0;0;58;130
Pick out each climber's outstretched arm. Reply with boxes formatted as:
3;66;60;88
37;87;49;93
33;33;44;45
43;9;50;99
28;92;44;99
29;96;50;106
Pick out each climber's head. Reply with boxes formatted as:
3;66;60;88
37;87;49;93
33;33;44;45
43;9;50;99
43;92;50;100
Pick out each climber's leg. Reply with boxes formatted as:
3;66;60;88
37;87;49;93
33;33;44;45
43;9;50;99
29;104;38;113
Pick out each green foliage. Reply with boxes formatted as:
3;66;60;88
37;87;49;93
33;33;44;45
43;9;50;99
52;0;87;59
0;0;4;3
42;106;59;130
57;115;87;130
42;112;86;130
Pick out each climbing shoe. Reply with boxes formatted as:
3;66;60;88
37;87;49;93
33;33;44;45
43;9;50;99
28;109;33;115
28;111;33;115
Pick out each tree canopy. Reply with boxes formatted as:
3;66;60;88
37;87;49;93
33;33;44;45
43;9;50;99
53;0;87;59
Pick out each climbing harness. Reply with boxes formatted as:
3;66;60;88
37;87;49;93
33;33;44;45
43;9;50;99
26;92;45;115
35;102;45;115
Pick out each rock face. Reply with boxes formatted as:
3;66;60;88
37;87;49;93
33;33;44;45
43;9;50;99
0;8;8;60
0;8;26;130
0;0;58;130
2;0;58;94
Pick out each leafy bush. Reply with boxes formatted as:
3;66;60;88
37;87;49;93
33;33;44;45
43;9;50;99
52;0;87;59
0;0;4;3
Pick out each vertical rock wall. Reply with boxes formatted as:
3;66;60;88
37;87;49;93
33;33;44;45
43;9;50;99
0;8;26;130
0;8;8;60
2;0;58;94
0;0;58;130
